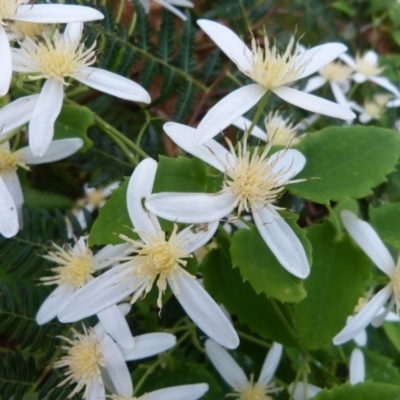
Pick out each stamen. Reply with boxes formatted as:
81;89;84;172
0;0;24;24
264;111;300;146
9;21;47;38
319;61;352;82
355;53;384;77
0;150;26;172
228;374;277;400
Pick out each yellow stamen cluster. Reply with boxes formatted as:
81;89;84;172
0;0;24;24
231;375;276;400
0;150;26;172
355;54;384;77
21;33;96;84
363;95;390;120
88;189;106;207
264;111;301;147
9;20;47;38
319;61;352;82
109;395;147;400
41;241;95;288
54;328;105;399
224;137;292;215
242;34;307;90
119;225;193;309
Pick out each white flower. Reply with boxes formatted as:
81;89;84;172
194;19;355;145
333;210;400;345
205;339;283;400
138;0;194;21
12;22;151;156
145;122;310;279
340;51;400;97
348;94;391;123
58;158;239;349
0;138;83;238
0;1;104;96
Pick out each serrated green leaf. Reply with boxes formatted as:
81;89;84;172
290;126;400;203
363;348;400;385
293;220;371;350
370;202;400;249
230;210;311;303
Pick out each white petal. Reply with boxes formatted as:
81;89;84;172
353;329;367;347
144;383;209;400
272;86;356;121
2;170;23;228
353;73;367;83
0;25;12;96
333;284;393;345
204;339;247;390
29;78;64;157
296;43;348;80
13;4;104;23
369;76;400;98
195;84;267;145
164;122;233;172
146;191;236;223
289;382;322;400
258;342;283;385
363;50;378;66
121;333;176;361
154;0;187;20
176;221;219;254
303;76;327;93
138;0;150;13
74;67;151;103
11;48;38;73
0;175;18;238
101;334;133;398
171;275;239;349
253;205;310;279
384;310;400;322
167;0;194;7
339;53;357;70
63;22;83;44
371;297;395;327
93;243;131;270
387;98;400;108
330;81;351;108
267;149;306;185
86;376;105;400
231;116;268;142
58;264;137;322
127;158;161;237
97;305;134;349
340;210;395;277
349;348;365;385
0;95;39;137
197;19;252;72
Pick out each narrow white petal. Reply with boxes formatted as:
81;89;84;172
86;376;105;400
333;284;393;345
0;175;18;238
154;0;187;20
145;383;209;400
384;310;400;322
97;305;134;349
0;25;12;96
340;210;395;277
197;19;252;71
13;4;104;23
258;342;283;385
364;50;378;66
371;297;396;327
339;53;357;70
11;48;38;73
0;95;39;137
171;275;239;349
93;243;131;270
29;78;64;157
176;221;219;254
231;116;268;142
36;285;74;325
167;0;194;6
121;333;176;361
63;22;83;44
164;122;233;172
353;329;367;347
253;205;310;278
205;339;247;390
195;84;267;145
74;67;151;103
127;158;161;236
138;0;150;12
272;86;356;121
146;191;236;223
267;149;306;184
387;98;400;108
101;334;133;398
303;76;327;93
330;81;351;108
289;382;322;400
353;73;367;83
296;43;348;80
349;348;365;385
2;170;23;228
369;76;400;98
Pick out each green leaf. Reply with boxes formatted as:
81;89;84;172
363;348;400;385
230;210;311;303
290;126;400;203
370;202;400;249
292;220;371;350
54;104;94;152
383;321;400;353
23;189;74;211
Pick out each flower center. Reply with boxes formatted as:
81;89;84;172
355;54;384;77
119;225;193;308
0;150;22;172
241;34;307;89
232;375;275;400
54;328;104;398
9;20;47;38
20;33;96;83
363;101;381;119
41;242;95;288
264;111;299;146
319;61;352;82
0;0;24;23
88;189;106;207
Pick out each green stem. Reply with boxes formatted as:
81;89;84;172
270;298;299;344
11;132;20;152
116;0;126;23
325;202;343;239
238;0;251;31
236;330;271;349
346;83;358;100
127;11;137;37
136;110;151;147
248;91;269;135
0;130;17;145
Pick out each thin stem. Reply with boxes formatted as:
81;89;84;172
238;0;251;31
0;130;17;145
136;110;151;147
116;0;126;23
127;11;137;37
269;298;299;344
346;83;359;100
248;91;269;135
11;132;20;152
236;330;271;349
325;202;343;239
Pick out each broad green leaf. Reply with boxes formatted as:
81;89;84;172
290;126;400;203
383;321;400;353
293;220;371;350
230;210;311;303
370;202;400;249
54;104;94;152
313;382;400;400
24;188;73;210
201;243;298;347
363;348;400;385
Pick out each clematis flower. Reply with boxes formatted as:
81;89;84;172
333;210;400;345
145;122;310;278
194;19;355;145
348;94;390;124
340;51;400;97
12;22;151;156
58;158;239;349
205;339;283;399
0;1;104;96
0;138;82;238
138;0;193;21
